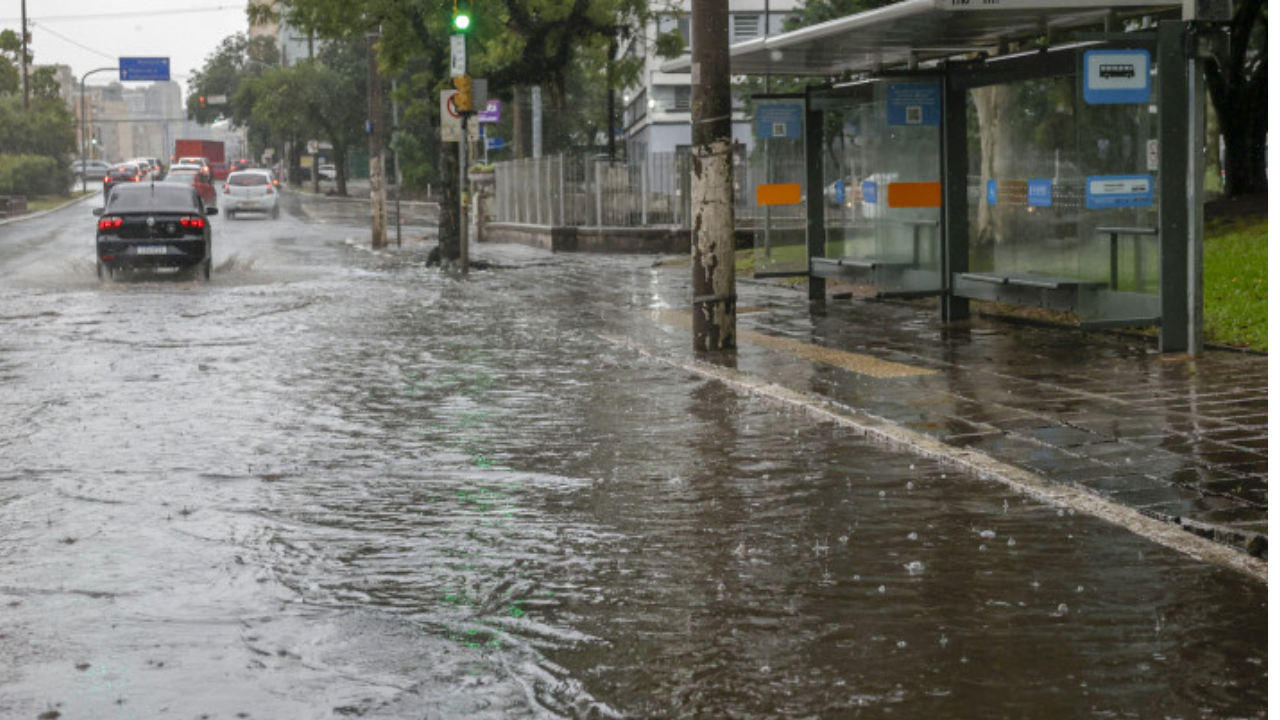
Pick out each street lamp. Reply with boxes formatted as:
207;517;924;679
79;66;118;193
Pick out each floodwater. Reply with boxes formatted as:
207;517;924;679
0;198;1267;719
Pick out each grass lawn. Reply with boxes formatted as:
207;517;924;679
1202;217;1267;351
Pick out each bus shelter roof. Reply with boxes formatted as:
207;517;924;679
663;0;1181;77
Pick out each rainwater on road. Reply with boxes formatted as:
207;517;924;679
0;196;1267;719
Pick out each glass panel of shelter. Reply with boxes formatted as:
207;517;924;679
811;78;944;296
750;96;809;277
958;47;1161;325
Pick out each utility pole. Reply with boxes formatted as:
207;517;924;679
690;0;735;351
367;30;387;249
21;0;29;110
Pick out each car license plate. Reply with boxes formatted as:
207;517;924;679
240;201;258;208
135;246;167;255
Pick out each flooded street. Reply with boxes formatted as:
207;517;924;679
0;197;1267;719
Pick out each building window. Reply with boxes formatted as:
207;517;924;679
658;14;691;47
732;14;761;42
673;85;691;112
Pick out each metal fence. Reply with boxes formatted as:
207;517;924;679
494;153;691;228
492;151;802;230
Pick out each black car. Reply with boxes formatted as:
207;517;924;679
93;183;217;280
102;163;143;200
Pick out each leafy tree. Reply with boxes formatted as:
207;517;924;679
257;0;652;261
0;29;23;96
241;39;367;196
0;31;75;194
29;66;61;101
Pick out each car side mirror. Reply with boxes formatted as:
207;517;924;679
205;207;218;216
92;208;103;217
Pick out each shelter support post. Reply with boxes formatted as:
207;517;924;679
940;70;969;323
804;97;826;302
1157;20;1204;354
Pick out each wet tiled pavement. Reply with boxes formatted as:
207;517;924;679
680;279;1269;558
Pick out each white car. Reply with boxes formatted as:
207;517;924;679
318;164;336;181
221;169;280;219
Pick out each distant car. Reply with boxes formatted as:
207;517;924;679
102;163;144;198
73;159;113;184
210;162;231;181
92;182;217;281
221;170;279;219
127;158;163;180
231;159;253;172
169;162;214;185
318;164;336;181
141;157;166;179
165;168;218;210
176;156;211;176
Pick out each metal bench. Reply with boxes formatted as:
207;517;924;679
953;270;1105;313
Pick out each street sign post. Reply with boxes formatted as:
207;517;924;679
119;57;170;82
440;90;481;142
450;36;466;78
477;100;501;124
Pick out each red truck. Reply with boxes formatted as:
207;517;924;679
172;140;225;167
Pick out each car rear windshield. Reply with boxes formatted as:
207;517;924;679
106;185;199;212
229;174;269;187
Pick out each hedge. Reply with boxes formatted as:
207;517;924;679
0;154;68;196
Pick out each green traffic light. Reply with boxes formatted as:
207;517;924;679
453;12;471;31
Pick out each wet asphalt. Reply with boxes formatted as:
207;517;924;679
0;190;1267;719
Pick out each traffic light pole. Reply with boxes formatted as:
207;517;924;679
79;67;118;194
459;113;469;274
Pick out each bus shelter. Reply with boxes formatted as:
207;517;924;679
671;0;1227;353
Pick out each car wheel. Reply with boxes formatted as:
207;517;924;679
202;257;212;281
96;259;103;280
227;210;236;220
270;205;279;220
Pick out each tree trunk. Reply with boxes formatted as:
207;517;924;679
1205;0;1267;197
335;141;348;197
690;0;735;352
971;85;1019;268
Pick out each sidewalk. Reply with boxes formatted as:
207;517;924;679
631;273;1268;561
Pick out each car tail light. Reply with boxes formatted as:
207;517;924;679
179;216;205;229
265;185;273;195
222;184;230;194
97;216;123;230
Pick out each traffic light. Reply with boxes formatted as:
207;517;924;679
199;96;206;108
452;0;472;32
453;75;473;112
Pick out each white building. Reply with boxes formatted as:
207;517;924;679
619;0;802;163
249;0;320;67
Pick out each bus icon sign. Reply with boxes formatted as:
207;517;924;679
1084;50;1149;105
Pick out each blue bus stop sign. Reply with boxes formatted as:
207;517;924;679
120;57;170;82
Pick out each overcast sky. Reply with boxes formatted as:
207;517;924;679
1;0;251;97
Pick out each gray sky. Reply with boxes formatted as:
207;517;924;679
1;0;251;97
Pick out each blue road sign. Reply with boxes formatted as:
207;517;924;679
486;137;505;150
120;57;170;82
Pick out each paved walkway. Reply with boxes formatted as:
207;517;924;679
637;275;1268;561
